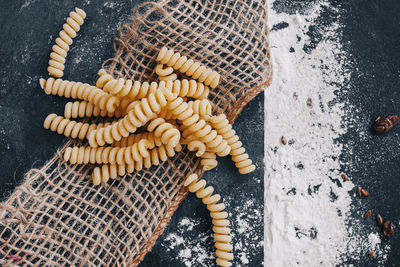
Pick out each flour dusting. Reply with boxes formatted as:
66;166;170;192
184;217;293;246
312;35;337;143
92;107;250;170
160;195;263;266
265;0;389;266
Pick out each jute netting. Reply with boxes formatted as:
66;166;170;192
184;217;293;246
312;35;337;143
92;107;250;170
0;0;271;265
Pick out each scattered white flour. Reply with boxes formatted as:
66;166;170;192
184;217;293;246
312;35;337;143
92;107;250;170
265;0;389;266
160;196;263;266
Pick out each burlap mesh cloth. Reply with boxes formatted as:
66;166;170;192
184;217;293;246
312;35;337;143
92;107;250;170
0;0;271;265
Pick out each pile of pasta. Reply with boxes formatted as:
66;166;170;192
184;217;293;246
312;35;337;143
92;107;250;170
41;8;256;267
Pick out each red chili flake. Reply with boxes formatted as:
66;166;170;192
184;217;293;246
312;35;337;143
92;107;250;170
361;189;369;197
306;98;313;107
364;210;372;219
281;136;287;145
341;173;350;181
369;251;374;259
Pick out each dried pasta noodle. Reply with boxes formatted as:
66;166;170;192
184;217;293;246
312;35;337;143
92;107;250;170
0;1;271;266
48;8;86;78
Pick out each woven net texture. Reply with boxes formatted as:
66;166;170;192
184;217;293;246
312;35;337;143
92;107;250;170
0;0;271;265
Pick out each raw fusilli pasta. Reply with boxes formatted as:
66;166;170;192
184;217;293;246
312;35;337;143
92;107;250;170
157;46;220;88
210;114;255;174
147;117;181;148
188;99;212;119
169;79;209;99
91;143;182;184
48;8;86;78
64;139;152;165
184;174;233;267
97;69;159;99
155;64;178;82
43;113;115;140
88;86;176;147
200;151;218;171
40;78;120;112
64;100;122;119
112;132;161;148
167;97;230;156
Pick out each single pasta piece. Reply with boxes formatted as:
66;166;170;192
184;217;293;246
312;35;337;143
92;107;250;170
187;140;206;157
40;78;120;112
184;174;233;267
48;8;86;78
188;99;212;121
200;151;218;171
159;73;178;82
112;132;162;148
88;86;176;147
147;117;181;148
167;97;230;156
169;79;209;99
91;143;182;185
156;46;220;88
210;114;256;174
155;64;178;82
64;139;152;165
43;113;116;140
96;69;159;99
64;100;122;119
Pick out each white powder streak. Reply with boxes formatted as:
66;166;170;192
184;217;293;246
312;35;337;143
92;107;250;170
264;1;365;266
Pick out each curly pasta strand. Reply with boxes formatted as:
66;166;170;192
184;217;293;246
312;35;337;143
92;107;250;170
97;69;159;99
200;151;218;171
64;101;122;119
88;86;176;147
187;140;206;157
40;78;120;112
157;46;220;88
112;132;162;148
64;139;152;165
48;8;86;78
91;143;182;185
188;99;212;121
170;79;209;99
43;113;115;140
180;119;230;157
184;174;233;267
210;114;256;174
147;117;181;148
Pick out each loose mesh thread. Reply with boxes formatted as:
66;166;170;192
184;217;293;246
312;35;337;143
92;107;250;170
0;0;271;265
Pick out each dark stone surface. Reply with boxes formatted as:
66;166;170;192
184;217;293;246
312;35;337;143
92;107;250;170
0;0;263;266
3;0;399;266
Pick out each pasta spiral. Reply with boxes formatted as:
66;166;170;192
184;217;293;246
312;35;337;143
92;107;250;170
188;99;212;117
147;117;181;148
187;140;206;157
97;69;159;99
155;64;178;82
88;86;176;147
181;119;231;157
43;113;115;140
64;101;122;119
64;139;151;165
184;174;233;267
91;143;182;185
200;151;218;171
157;46;220;88
48;8;86;78
112;132;161;148
40;78;120;112
169;79;209;99
210;114;256;174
